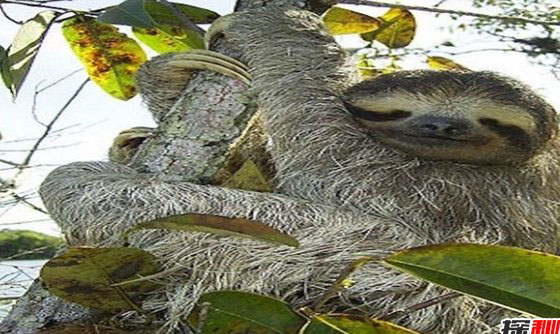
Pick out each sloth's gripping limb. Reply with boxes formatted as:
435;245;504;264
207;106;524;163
108;127;155;165
135;49;251;123
165;49;251;85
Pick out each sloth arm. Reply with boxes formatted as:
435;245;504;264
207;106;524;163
39;160;383;246
221;8;365;188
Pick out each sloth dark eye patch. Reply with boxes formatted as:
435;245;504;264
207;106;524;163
344;103;412;122
479;118;531;151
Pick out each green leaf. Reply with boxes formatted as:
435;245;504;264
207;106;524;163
222;159;272;193
62;17;147;100
384;243;560;317
302;315;420;334
38;323;161;334
144;1;220;25
6;11;56;99
123;213;299;248
97;0;155;28
0;45;13;91
188;291;306;334
100;0;208;53
132;24;204;53
322;7;381;35
99;0;219;28
41;247;161;313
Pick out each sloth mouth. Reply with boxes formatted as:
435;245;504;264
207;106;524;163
403;133;470;141
391;132;487;146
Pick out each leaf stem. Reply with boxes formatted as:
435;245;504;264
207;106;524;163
377;292;462;321
157;0;205;36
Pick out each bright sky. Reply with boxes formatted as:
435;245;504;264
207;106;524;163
1;0;559;236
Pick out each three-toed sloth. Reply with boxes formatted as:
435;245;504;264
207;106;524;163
40;7;559;334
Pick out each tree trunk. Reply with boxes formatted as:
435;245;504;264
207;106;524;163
0;0;321;333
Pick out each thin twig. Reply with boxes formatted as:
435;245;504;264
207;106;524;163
0;218;51;226
15;78;89;179
31;69;82;126
2;0;76;13
36;68;82;94
158;0;205;35
0;158;20;167
0;163;60;172
0;296;21;301
377;292;462;321
433;0;449;8
311;257;375;312
0;4;22;24
8;192;48;214
444;47;518;55
0;246;51;261
338;0;560;27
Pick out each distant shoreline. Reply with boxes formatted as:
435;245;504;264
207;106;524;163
0;230;63;260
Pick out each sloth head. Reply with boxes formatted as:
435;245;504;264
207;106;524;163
343;70;558;165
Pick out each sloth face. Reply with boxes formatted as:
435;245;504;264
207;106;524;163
343;70;558;165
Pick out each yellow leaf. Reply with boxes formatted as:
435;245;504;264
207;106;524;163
355;54;378;79
223;159;271;193
427;56;470;71
362;8;416;48
322;7;381;35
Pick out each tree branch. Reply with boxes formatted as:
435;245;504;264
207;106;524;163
2;0;73;13
338;0;560;27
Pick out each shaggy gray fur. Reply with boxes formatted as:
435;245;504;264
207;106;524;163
39;7;560;334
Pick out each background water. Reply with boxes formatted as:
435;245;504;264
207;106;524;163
0;259;47;319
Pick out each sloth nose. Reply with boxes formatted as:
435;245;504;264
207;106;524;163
409;116;470;137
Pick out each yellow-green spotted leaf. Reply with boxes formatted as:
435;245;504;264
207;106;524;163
223;159;272;193
124;213;299;247
40;247;161;313
427;56;470;71
322;7;381;35
361;8;416;48
188;291;306;334
384;243;560;317
6;11;56;99
301;315;419;334
62;17;147;100
133;24;204;53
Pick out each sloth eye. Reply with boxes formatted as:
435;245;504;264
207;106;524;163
345;103;411;122
479;118;531;150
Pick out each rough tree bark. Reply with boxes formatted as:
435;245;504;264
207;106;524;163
0;0;327;333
